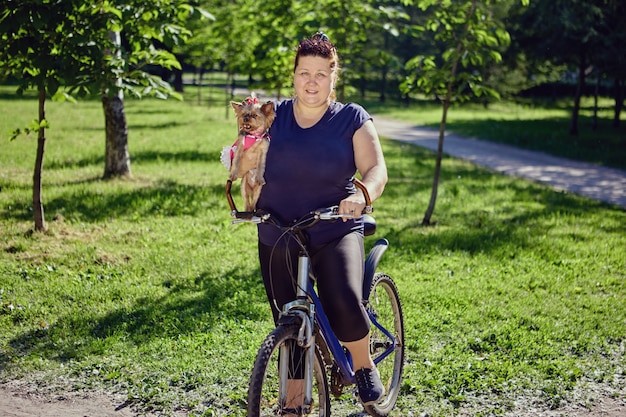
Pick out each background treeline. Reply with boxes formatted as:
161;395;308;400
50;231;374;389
2;0;625;124
172;0;625;127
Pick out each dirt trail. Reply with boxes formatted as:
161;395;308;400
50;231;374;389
1;383;624;417
0;384;136;417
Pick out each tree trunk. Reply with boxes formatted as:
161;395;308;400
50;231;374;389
592;73;599;130
102;30;131;179
614;78;623;128
173;67;184;93
422;0;476;226
197;67;203;105
33;88;47;232
380;67;387;103
359;63;366;101
379;33;389;103
102;93;131;178
276;81;282;101
422;99;450;226
569;54;586;136
226;72;233;119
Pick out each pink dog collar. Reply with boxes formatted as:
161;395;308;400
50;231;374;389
228;132;270;161
220;129;270;171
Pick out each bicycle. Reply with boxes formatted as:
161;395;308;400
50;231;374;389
226;178;404;417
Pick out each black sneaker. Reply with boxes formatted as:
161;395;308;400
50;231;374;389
355;367;385;405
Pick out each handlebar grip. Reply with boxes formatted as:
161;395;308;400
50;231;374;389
352;178;373;214
226;179;238;215
226;179;260;220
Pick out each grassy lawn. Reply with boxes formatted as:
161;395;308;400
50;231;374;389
1;85;625;416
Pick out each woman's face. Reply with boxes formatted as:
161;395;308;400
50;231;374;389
293;55;336;106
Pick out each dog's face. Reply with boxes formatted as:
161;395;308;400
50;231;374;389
231;98;275;135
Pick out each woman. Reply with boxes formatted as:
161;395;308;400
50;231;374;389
256;32;388;410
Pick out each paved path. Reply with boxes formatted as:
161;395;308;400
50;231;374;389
373;117;626;209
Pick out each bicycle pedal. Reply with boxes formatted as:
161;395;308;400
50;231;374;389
330;366;345;398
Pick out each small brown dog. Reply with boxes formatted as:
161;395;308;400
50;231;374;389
222;96;274;212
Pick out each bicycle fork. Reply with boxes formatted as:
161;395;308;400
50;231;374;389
278;254;316;414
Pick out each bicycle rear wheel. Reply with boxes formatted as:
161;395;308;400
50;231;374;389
248;323;331;416
364;273;404;417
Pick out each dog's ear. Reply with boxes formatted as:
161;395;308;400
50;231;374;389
230;101;243;115
261;101;275;124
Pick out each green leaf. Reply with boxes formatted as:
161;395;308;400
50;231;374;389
52;90;77;103
8;118;49;141
196;7;215;21
9;128;22;142
170;91;183;101
28;118;49;131
24;67;40;77
489;51;502;63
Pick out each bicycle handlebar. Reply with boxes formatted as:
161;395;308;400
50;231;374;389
225;178;373;221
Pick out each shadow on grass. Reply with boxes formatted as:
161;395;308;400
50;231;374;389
382;175;617;257
72;120;187;131
363;95;625;169
124;105;188;116
380;141;621;256
128;121;187;130
1;173;263;373
131;150;217;164
4;179;226;222
4;136;622;375
43;149;214;171
5;264;268;365
0;89;40;101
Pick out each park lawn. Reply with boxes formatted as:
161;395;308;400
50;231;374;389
0;87;625;416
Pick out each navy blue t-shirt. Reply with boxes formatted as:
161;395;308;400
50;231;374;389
257;99;371;247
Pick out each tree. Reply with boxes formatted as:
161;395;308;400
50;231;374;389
1;0;89;231
238;0;300;100
402;0;528;225
594;0;626;128
74;1;209;178
0;0;210;230
281;0;408;105
175;0;222;105
498;2;568;103
514;0;611;136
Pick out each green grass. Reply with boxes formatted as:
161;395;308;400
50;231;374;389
1;85;625;416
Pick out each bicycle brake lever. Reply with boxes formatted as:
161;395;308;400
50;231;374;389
231;212;270;224
315;206;339;220
232;217;261;224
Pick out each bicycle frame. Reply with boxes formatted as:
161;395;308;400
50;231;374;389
228;178;402;415
277;248;399;409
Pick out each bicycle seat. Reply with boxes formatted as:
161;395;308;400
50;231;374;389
363;214;376;236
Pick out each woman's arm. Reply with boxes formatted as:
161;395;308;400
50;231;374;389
339;119;388;217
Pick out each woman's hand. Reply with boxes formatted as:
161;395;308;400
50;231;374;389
338;193;366;222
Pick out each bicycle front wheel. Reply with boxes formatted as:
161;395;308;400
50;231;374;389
247;323;331;417
364;273;405;417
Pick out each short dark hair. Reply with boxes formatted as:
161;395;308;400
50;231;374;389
294;32;339;73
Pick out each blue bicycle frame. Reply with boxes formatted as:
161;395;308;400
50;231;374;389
300;237;397;391
308;282;398;382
